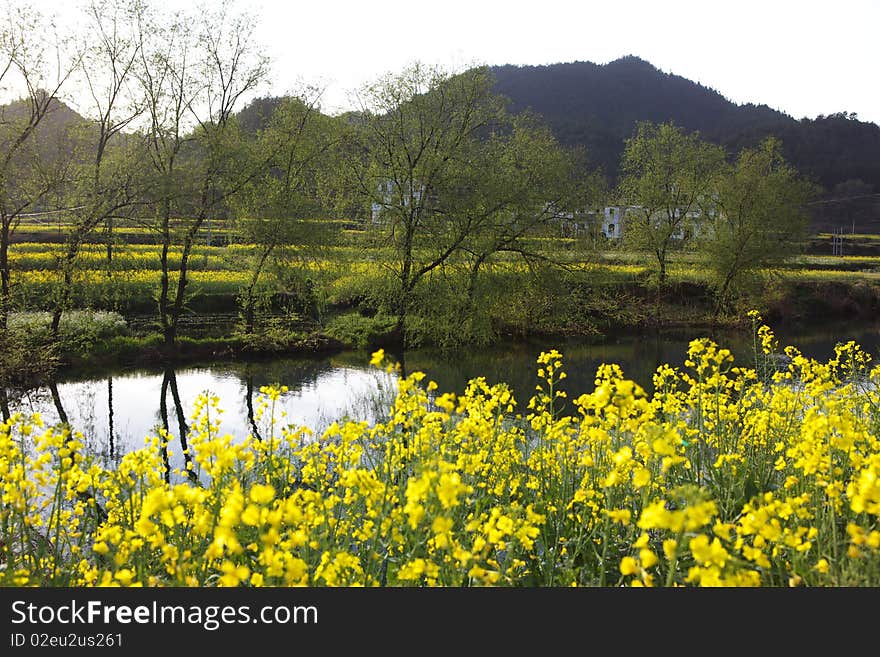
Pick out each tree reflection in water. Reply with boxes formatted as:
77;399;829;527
159;368;197;484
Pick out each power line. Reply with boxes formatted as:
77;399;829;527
808;193;880;205
17;206;86;217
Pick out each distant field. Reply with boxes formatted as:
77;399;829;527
807;232;880;257
6;226;880;315
9;216;358;245
816;232;880;241
6;242;647;303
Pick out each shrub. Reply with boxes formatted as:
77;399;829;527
7;310;128;358
323;312;397;349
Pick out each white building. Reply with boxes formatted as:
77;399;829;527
560;206;635;240
597;203;720;241
371;180;425;223
602;206;629;239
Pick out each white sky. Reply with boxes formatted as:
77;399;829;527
33;0;880;126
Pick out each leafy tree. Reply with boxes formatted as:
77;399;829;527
703;137;817;317
229;93;340;337
617;121;726;285
347;62;507;345
348;63;586;347
446;113;593;346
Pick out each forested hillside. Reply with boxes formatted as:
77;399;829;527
490;57;880;204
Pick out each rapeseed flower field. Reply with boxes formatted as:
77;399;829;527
1;313;878;586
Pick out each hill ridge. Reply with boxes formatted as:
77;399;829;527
489;57;880;195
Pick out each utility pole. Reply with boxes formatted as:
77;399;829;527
831;225;844;256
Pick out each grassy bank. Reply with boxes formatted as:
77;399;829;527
5;234;880;367
6;274;880;379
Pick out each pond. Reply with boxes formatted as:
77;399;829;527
7;318;880;470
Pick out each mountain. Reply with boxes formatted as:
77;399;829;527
0;95;93;158
0;95;88;129
489;56;880;198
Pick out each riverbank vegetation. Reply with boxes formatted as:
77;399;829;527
2;314;879;586
5;234;880;362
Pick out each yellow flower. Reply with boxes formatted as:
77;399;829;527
370;349;385;367
219;561;251;587
436;472;468;509
250;484;275;505
620;557;639;576
432;516;454;535
632;467;651;489
114;569;136;586
639;549;658;569
607;509;632;525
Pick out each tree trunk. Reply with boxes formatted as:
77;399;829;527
51;262;73;338
394;224;415;347
166;217;205;348
657;246;667;286
466;255;486;307
168;237;193;345
242;245;273;335
159;232;173;347
51;233;87;337
0;218;10;331
460;254;487;337
713;268;737;324
105;216;113;276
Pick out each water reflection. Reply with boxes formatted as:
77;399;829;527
399;322;880;410
7;321;880;468
245;373;262;442
158;368;198;482
9;356;399;470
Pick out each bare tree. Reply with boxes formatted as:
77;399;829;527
136;0;269;348
132;1;201;347
0;2;79;331
50;0;145;337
